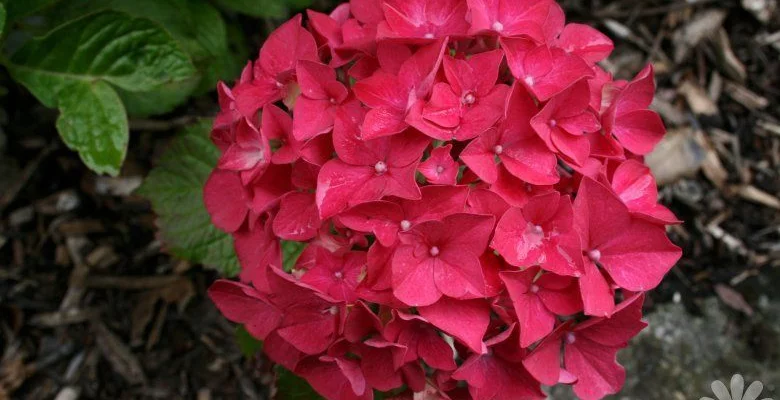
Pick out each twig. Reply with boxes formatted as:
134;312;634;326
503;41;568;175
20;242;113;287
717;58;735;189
0;143;56;213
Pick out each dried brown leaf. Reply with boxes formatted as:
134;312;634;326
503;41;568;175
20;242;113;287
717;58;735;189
646;128;707;185
714;284;754;316
712;29;747;82
672;9;727;62
678;81;719;116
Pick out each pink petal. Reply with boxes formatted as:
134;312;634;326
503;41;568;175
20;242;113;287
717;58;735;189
573;177;632;250
292;96;335;141
598;219;682;291
460;129;501;183
500;270;556;347
492;207;544;267
400;185;470;223
556;23;614;65
297;357;371;400
614;64;656;116
551;129;591;167
575;293;647;347
362;106;409;139
500;136;561;185
418;298;490;354
207;280;282;340
610;159;658;211
249;164;294;214
272;192;321;241
391;246;441;306
235;222;280;292
338;201;404;246
612;109;665;155
466;188;510;221
204;169;249;233
435;249;487;299
564;338;625;400
522;329;564;385
350;0;384;24
233;79;281;120
353;71;408;109
579;259;615;317
418;144;459;185
259;15;318;77
316;160;375;219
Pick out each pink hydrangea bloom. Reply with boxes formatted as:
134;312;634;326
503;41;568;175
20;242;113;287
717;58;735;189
204;3;681;399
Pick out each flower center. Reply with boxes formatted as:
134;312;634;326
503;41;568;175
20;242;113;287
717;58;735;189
530;284;540;294
429;246;440;257
328;306;339;315
424;33;435;39
493;145;504;155
587;249;602;262
524;76;535;87
549;119;557;128
334;271;343;279
532;225;543;235
400;220;412;231
492;21;504;32
436;165;445;174
329;97;337;104
462;92;476;105
374;161;388;174
566;332;576;344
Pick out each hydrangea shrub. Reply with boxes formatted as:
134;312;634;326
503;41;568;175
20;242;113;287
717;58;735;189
204;1;683;399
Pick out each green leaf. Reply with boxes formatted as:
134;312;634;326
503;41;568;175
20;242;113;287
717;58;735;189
137;120;240;276
281;241;307;273
117;76;200;118
7;10;196;106
212;0;313;18
0;0;61;23
0;3;6;35
38;0;244;114
235;326;263;357
212;0;287;18
55;81;128;176
276;366;324;400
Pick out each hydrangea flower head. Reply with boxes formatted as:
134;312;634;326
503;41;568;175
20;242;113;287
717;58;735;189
204;1;681;398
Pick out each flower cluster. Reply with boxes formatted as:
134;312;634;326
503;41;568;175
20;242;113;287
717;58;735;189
204;0;682;399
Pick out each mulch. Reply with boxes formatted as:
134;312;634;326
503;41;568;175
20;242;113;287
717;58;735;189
1;0;778;398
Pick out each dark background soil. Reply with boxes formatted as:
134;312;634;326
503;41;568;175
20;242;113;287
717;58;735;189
1;0;779;399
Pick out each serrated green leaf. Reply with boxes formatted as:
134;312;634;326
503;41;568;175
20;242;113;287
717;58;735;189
7;10;196;107
117;76;200;118
276;366;324;400
55;80;128;176
235;326;263;357
137;120;240;276
37;0;244;114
